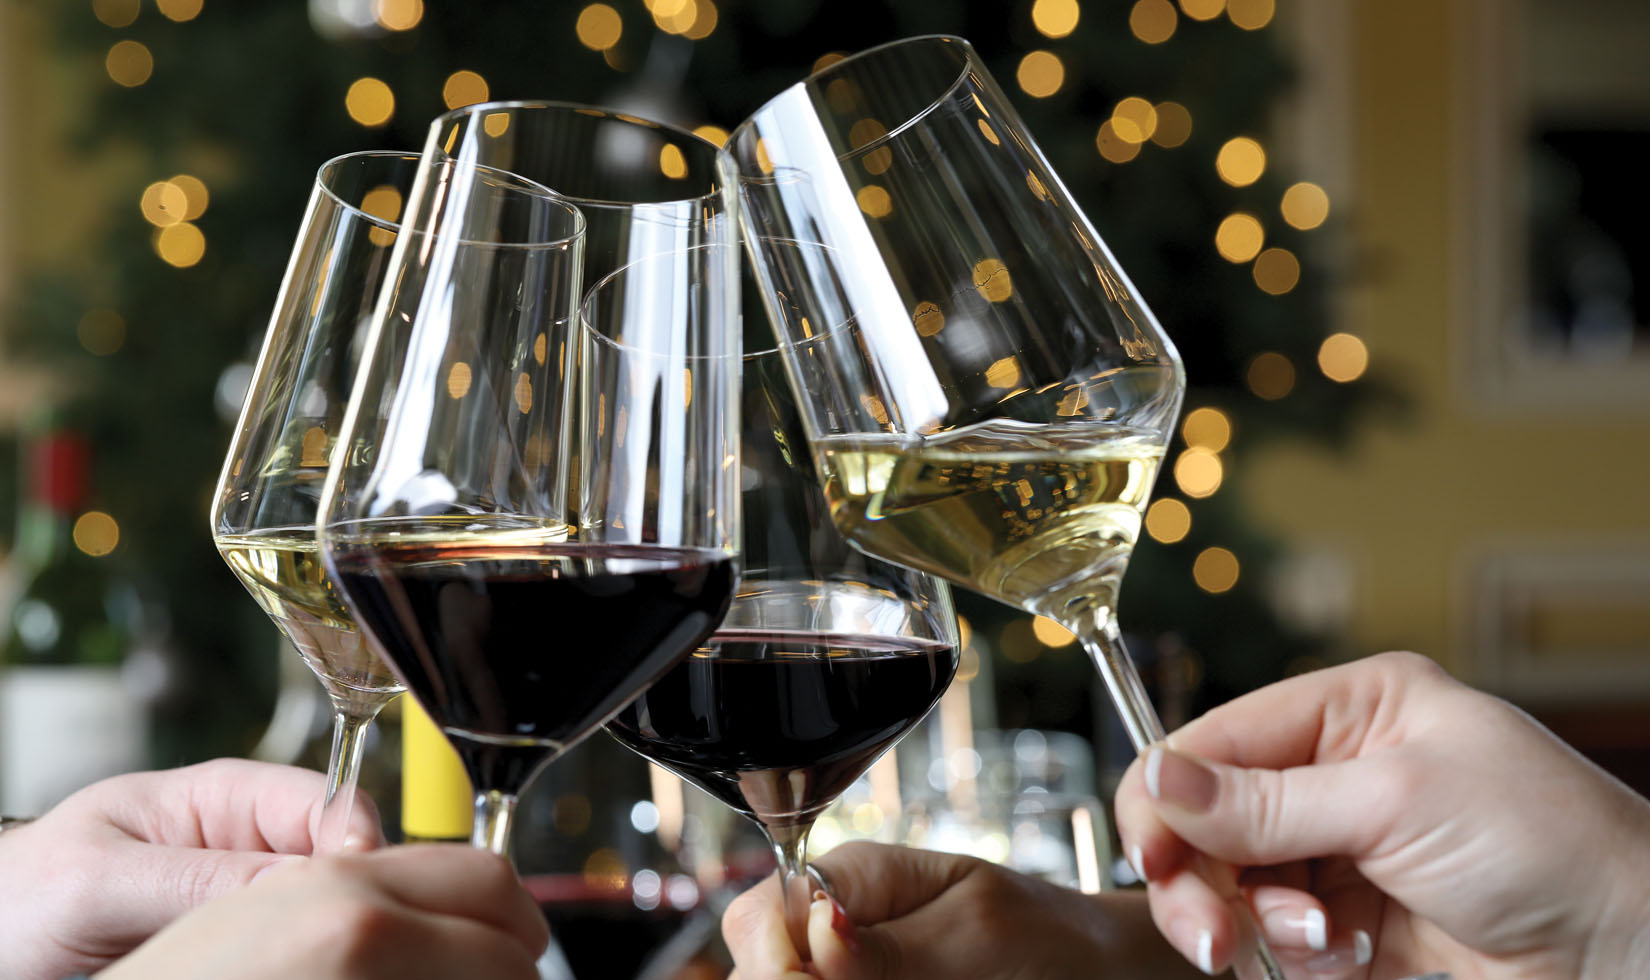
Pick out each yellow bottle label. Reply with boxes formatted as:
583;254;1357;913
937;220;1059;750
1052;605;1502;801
401;696;473;841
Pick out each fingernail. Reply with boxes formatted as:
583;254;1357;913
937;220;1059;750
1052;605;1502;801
1305;929;1373;973
1172;919;1216;976
341;834;373;853
813;890;858;953
1263;906;1327;951
1129;844;1148;883
1145;747;1218;813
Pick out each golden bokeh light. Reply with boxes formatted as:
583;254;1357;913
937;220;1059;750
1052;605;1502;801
1281;181;1330;230
1111;97;1158;144
154;222;205;267
683;0;717;39
985;357;1023;389
1215;212;1264;263
1253;247;1301;295
1245;351;1295;400
299;426;329;468
1152;101;1192;147
1318;332;1369;382
1179;0;1224;19
106;40;154;87
1182;406;1232;451
1016;51;1065;99
692;124;729;146
1145;498;1192;544
1193;546;1240;593
345;77;394;127
812;52;848;75
170;174;209;220
1227;0;1274;30
978;118;1001;145
1096;121;1142;163
446;362;472;399
156;0;203;22
972;258;1014;302
77;309;125;357
581;846;625;888
576;3;623;49
93;0;140;28
659;143;688;179
514;372;534;414
1130;0;1177;43
483;112;510;138
1031;615;1076;646
826;79;858;112
912;301;946;337
533;332;547;365
359;185;403;223
856;185;892;219
377;0;423;31
442;70;489;109
849;118;887;148
652;0;697;35
74;512;120;558
1174;448;1223;498
1031;0;1081;38
1216;136;1265;186
140;181;189;227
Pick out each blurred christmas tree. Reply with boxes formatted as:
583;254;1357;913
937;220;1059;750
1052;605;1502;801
5;0;1390;762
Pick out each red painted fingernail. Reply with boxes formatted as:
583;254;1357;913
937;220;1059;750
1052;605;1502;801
815;890;859;953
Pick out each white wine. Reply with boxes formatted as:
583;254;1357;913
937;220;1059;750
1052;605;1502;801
817;420;1162;624
216;527;400;697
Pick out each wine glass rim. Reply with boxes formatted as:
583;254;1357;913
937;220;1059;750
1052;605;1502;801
313;149;586;249
726;34;974;163
429;99;727;210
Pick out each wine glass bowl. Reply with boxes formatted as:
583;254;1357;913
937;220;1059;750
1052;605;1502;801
210;150;422;852
728;32;1182;750
605;322;960;920
319;142;741;854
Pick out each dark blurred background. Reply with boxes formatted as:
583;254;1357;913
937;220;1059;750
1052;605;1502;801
1;0;1646;828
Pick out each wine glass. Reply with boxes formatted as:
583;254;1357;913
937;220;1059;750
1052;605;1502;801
606;266;960;925
211;150;423;852
318;155;740;855
725;35;1285;977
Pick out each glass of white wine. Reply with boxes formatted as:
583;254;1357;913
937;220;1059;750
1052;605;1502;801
726;36;1284;979
210;151;423;852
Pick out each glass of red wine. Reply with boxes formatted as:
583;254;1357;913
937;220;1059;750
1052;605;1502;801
317;142;742;855
606;263;960;924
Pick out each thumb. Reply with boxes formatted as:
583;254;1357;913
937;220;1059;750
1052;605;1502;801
1143;745;1398;867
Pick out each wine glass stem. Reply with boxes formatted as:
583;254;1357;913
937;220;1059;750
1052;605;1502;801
1078;614;1287;980
315;708;374;854
767;821;821;926
473;789;518;857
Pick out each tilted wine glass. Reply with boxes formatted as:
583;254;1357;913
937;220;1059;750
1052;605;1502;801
318;127;742;856
211;150;420;853
726;35;1285;978
606;258;960;925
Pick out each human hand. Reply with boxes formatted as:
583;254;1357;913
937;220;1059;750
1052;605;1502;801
721;840;1208;979
1114;651;1650;979
0;758;385;980
97;844;548;980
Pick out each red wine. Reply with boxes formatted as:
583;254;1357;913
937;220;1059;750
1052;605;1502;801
329;539;735;792
606;629;957;827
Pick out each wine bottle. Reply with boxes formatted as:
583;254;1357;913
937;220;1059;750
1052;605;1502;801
0;423;146;813
400;695;472;843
